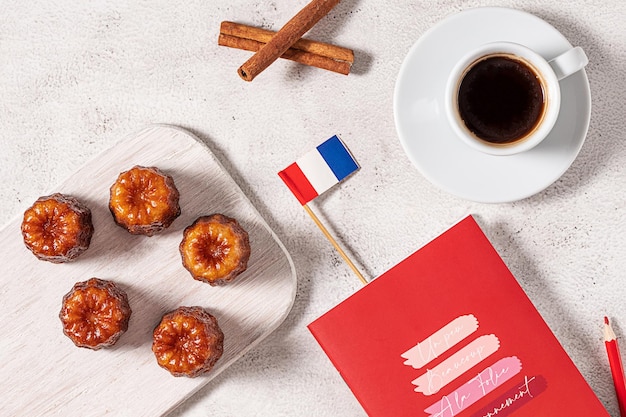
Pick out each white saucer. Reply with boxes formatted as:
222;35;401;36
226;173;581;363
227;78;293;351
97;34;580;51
393;7;591;203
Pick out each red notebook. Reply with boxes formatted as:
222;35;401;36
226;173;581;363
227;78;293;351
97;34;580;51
308;215;609;417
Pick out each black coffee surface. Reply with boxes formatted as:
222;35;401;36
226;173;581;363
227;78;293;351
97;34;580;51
457;55;545;144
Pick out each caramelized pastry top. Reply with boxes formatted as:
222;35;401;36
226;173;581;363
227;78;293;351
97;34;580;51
21;193;93;263
179;214;251;285
152;306;224;377
109;166;180;236
59;278;132;350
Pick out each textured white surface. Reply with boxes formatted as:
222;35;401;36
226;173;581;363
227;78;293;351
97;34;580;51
1;1;625;416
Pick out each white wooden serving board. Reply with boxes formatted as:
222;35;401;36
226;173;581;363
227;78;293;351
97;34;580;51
0;125;297;416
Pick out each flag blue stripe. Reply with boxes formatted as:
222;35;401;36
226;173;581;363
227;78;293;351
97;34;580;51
316;135;359;181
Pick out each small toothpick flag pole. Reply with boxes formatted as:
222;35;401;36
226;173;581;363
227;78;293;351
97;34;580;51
279;135;368;285
302;204;366;284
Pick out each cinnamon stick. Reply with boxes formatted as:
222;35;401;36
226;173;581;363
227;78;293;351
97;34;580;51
219;22;353;76
221;21;353;62
236;0;342;81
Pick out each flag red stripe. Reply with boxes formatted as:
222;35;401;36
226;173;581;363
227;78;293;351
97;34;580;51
278;162;319;205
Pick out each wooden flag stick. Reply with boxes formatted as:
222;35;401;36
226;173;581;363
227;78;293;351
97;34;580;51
303;204;368;285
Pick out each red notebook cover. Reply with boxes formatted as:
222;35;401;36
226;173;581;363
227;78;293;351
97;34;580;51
308;215;609;417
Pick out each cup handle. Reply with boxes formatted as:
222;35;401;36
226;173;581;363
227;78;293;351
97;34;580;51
549;46;589;80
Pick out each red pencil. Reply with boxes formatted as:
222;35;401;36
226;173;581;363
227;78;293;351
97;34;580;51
605;316;626;417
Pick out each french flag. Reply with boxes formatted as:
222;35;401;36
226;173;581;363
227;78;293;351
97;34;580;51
279;135;359;205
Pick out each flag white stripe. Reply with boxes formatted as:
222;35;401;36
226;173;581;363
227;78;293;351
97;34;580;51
296;149;338;195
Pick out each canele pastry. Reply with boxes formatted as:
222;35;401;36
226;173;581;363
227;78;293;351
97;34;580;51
152;306;224;377
21;193;94;263
109;166;180;236
59;278;132;350
179;214;251;286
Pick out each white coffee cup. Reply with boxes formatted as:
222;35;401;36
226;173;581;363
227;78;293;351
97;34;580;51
445;42;588;156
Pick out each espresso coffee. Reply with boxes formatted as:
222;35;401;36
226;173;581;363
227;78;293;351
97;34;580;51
457;54;546;144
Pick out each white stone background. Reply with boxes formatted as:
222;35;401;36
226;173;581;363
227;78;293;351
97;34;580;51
1;0;625;416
